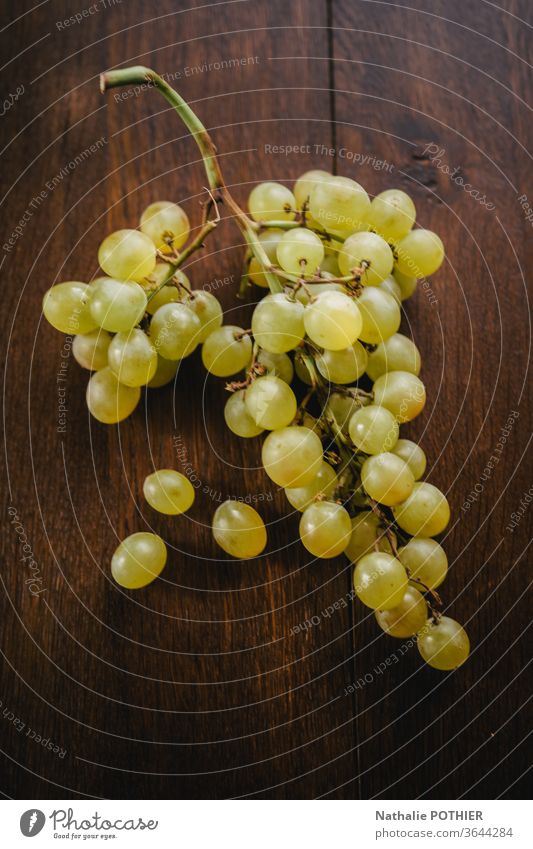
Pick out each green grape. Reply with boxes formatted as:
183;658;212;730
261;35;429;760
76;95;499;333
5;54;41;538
89;278;147;332
293;352;313;385
356;287;401;345
393;268;418;300
98;229;156;282
212;500;267;558
369;189;416;241
375;585;427;637
395;229;445;277
344;511;392;563
361;452;415;506
224;389;264;438
262;425;323;488
140;201;190;252
309;175;370;234
398;537;448;589
201;325;253;377
148;355;179;388
299;501;352;558
393;482;450;537
372;371;426;422
43;281;97;334
417;616;470;670
380;276;402;303
248;182;296;222
145;268;190;314
111;532;167;589
276;228;325;276
293;169;330;208
353;551;408;610
392;439;426;480
251;293;305;353
349;404;399;454
150;302;201;360
338;232;394;286
285;461;337;511
72;329;112;370
366;333;421;381
254;350;294;384
86;367;140;423
143;469;195;515
304;291;362;350
107;329;158;387
327;392;368;436
187;291;223;342
244;375;297;430
319;253;341;277
248;229;285;289
316;340;368;384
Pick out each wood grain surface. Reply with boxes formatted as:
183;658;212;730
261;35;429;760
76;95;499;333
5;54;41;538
1;0;531;799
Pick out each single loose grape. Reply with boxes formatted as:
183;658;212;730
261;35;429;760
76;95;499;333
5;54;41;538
353;552;408;610
369;189;416;242
145;268;190;314
86;367;141;423
393;268;418;300
150;302;201;360
299;501;352;558
366;333;421;381
107;329;158;387
143;469;195;515
212;500;267;558
398;537;448;589
380;276;402;303
293;352;314;386
224;390;264;438
187;291;223;342
43;281;97;334
349;404;399;454
372;371;426;422
251;293;305;353
285;461;337;511
392;439;426;480
276;228;325;276
344;511;392;563
98;229;156;282
375;586;428;637
254;350;294;384
248;229;285;289
148;355;179;388
361;453;414;506
89;278;147;333
244;375;297;430
140;201;190;252
111;532;167;589
316;341;368;384
293;169;330;208
395;229;445;278
393;483;450;537
201;326;253;377
248;182;296;222
417;616;470;670
73;329;112;371
356;287;401;345
304;291;362;350
338;232;394;286
327;392;369;436
309;175;370;234
262;426;323;488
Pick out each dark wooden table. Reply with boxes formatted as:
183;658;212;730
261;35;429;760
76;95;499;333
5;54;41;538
1;0;531;800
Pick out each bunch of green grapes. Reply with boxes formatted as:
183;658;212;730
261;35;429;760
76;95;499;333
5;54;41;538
42;67;469;675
